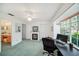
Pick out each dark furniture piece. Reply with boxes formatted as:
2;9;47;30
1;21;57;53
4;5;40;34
55;42;79;56
42;38;56;56
55;34;79;56
55;38;79;56
56;34;68;43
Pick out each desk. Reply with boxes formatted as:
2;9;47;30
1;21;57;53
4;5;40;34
54;39;79;56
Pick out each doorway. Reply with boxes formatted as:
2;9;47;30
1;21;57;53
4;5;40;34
0;20;12;48
22;24;26;40
0;25;1;53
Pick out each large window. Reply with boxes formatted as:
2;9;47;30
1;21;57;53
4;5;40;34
60;15;79;47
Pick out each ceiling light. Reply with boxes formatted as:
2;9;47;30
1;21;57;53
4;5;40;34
27;17;32;21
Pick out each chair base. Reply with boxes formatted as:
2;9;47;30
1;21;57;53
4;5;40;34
43;51;54;56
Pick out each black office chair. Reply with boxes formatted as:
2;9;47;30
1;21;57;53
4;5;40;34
42;38;57;56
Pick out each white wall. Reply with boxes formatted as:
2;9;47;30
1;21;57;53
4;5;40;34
53;4;79;39
53;22;60;39
26;21;52;40
0;13;25;46
11;22;22;46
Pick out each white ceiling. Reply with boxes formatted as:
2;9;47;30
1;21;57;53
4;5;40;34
0;3;74;22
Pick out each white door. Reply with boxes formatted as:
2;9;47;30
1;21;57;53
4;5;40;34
22;24;26;40
0;25;1;53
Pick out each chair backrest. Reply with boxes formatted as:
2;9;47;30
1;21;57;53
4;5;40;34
42;38;55;52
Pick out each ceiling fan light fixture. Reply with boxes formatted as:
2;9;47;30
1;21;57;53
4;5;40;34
27;17;32;21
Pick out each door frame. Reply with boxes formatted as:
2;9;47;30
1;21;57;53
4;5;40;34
22;24;26;40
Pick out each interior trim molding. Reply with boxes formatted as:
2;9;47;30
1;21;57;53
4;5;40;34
52;3;75;22
60;12;79;22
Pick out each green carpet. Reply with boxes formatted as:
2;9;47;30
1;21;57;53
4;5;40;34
1;40;46;56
